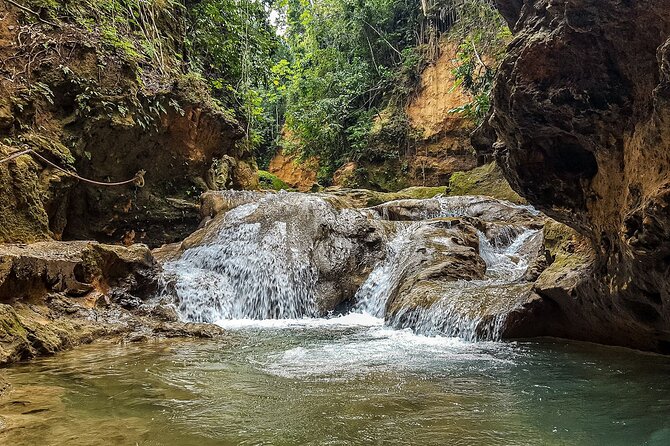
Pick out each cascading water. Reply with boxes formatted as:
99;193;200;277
162;191;544;342
162;195;320;322
354;224;541;340
351;222;419;318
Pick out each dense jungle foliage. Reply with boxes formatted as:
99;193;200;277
21;0;509;184
185;0;510;182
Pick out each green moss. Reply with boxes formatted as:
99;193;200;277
0;305;29;342
542;220;594;271
0;145;52;243
543;220;576;255
394;186;447;200
447;162;524;203
100;26;142;61
364;163;412;192
258;170;292;191
327;186;446;208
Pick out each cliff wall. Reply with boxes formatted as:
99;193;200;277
477;0;670;352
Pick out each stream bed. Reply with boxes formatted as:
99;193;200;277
2;316;670;446
2;193;669;445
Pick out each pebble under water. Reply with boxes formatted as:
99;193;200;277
2;317;670;446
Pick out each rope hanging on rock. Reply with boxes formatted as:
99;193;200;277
0;148;145;187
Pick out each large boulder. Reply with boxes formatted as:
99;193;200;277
0;241;154;364
0;241;158;303
373;220;487;315
476;0;670;352
162;191;394;319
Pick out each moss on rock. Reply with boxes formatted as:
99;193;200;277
447;162;524;203
541;219;594;272
323;186;447;208
258;170;292;191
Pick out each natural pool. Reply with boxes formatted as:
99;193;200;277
1;315;669;446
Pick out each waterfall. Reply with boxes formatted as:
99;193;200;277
162;196;320;322
355;224;541;341
162;191;544;343
352;222;420;317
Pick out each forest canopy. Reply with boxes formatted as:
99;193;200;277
24;0;509;184
184;0;509;182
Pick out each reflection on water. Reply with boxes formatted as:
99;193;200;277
1;318;670;446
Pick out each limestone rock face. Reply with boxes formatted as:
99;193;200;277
0;241;158;303
0;242;221;365
476;0;670;352
0;242;151;363
268;150;319;191
0;2;256;248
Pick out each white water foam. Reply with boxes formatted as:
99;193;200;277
214;312;383;330
162;196;320;322
354;223;541;341
261;324;512;380
163;191;543;343
352;222;423;318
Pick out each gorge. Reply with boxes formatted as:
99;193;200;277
0;0;670;444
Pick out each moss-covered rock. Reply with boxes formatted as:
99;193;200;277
538;220;595;277
322;185;447;208
447;162;524;203
0;1;255;247
0;138;76;243
258;170;292;191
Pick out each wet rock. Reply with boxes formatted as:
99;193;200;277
149;304;180;322
369;195;539;225
338;214;543;342
383;220;487;317
321;186;447;208
152;321;226;339
0;241;196;364
477;0;670;352
163;191;394;318
154;190;275;262
0;241;158;302
0;302;112;365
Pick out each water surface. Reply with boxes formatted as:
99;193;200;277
1;316;670;445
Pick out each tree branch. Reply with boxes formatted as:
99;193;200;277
4;0;60;28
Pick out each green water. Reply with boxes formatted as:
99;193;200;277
1;317;670;445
